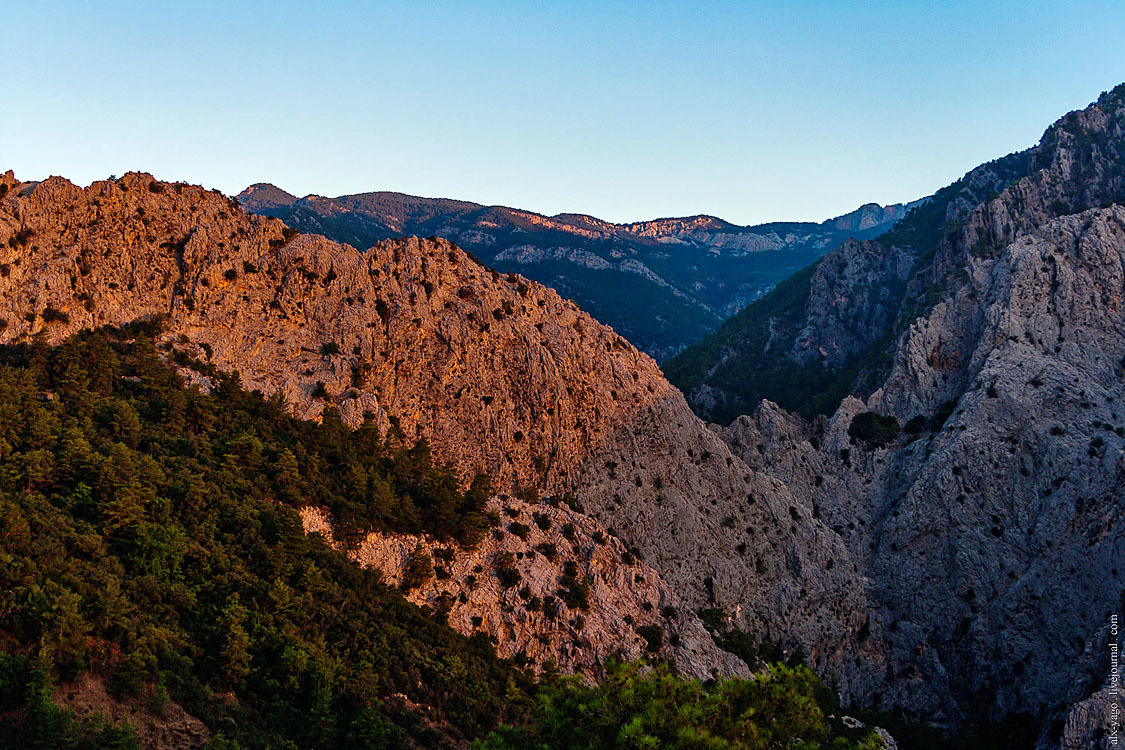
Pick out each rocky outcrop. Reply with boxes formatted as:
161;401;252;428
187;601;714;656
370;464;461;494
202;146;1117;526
828;201;919;232
54;673;211;749
238;183;298;213
666;148;1031;423
705;85;1125;738
791;238;915;367
300;497;747;680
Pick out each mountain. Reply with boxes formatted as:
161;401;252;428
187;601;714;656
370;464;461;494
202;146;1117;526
237;184;918;360
0;170;872;703
5;83;1124;748
669;84;1125;745
0;329;880;748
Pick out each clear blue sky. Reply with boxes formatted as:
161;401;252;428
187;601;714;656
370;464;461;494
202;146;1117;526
4;1;1124;224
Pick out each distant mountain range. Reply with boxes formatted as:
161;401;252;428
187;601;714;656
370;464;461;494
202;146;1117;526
238;184;920;360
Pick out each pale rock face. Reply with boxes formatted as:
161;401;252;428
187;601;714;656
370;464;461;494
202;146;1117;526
671;87;1125;737
863;210;1125;723
1058;685;1118;750
1050;621;1121;750
725;209;1125;725
792;238;915;367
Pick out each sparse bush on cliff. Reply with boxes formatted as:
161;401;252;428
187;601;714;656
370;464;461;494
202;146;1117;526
848;411;900;447
635;624;664;652
41;306;70;324
402;544;434;591
558;562;590;611
495;551;522;588
8;228;35;247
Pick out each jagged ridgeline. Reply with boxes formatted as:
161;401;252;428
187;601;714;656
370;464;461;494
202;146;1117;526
673;82;1125;747
666;83;1125;424
663;151;1031;423
0;327;885;749
238;185;917;362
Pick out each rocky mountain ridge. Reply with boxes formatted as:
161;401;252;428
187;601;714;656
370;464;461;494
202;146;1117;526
239;183;918;360
0;169;876;704
7;84;1124;748
671;84;1125;746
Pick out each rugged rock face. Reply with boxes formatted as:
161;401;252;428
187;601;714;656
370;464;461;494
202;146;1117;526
679;85;1125;744
671;85;1125;426
828;202;919;232
239;182;915;360
791;238;915;367
666;151;1030;423
0;168;874;698
726;210;1125;728
10;84;1124;745
300;497;747;681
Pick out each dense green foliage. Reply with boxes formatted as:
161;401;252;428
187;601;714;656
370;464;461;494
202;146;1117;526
478;659;885;750
0;328;525;747
0;328;898;749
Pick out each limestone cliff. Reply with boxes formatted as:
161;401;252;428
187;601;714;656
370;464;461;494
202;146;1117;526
694;85;1125;745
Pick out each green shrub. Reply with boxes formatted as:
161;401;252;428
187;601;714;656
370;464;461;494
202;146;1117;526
495;551;521;588
476;657;860;750
635;625;664;653
903;415;928;434
848;411;900;447
402;544;434;591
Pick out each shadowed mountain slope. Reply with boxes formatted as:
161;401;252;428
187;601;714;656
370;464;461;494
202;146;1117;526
672;84;1125;746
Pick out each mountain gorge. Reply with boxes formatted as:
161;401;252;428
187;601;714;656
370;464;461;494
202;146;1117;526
238;184;916;360
1;83;1124;749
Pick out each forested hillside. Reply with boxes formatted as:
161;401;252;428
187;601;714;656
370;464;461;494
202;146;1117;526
0;326;884;749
